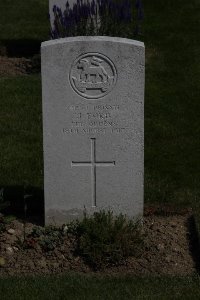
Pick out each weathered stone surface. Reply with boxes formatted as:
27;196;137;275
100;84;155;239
41;36;145;225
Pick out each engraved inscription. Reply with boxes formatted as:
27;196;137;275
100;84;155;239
63;104;127;135
71;138;115;207
63;128;126;134
68;105;120;111
70;53;117;99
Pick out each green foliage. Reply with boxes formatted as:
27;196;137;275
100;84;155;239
38;237;56;251
15;225;63;251
31;226;45;237
68;210;144;269
37;226;62;252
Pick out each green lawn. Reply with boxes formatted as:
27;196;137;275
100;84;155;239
0;274;200;300
0;0;49;41
0;0;200;298
0;75;43;188
143;0;200;208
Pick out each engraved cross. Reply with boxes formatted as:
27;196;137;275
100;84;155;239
71;138;115;207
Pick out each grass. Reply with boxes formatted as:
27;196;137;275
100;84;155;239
0;0;49;42
0;75;43;188
143;0;200;209
0;274;200;300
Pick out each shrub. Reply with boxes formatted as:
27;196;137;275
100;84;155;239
38;226;63;251
31;226;45;237
50;0;143;39
67;210;144;269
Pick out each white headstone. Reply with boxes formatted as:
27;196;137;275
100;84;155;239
41;36;145;225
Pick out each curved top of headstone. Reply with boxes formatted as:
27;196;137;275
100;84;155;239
41;36;144;48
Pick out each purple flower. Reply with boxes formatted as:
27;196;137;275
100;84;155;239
51;0;143;39
53;5;56;11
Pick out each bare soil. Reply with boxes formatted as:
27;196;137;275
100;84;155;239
0;209;198;277
0;55;40;76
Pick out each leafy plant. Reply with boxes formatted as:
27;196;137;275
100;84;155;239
15;225;63;251
67;210;144;269
31;226;45;237
38;226;63;252
39;237;56;251
51;0;143;39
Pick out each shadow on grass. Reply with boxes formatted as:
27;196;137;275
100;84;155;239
187;216;200;275
0;186;44;226
0;39;44;57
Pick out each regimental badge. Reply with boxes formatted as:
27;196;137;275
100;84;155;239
70;53;117;99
